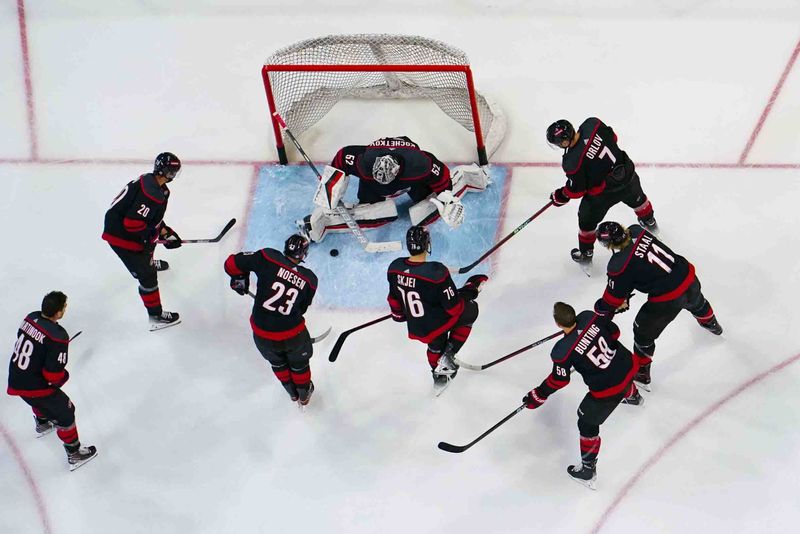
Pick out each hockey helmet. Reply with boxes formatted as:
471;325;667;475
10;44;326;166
406;225;431;255
154;152;182;181
284;234;310;262
596;221;627;248
546;120;575;149
372;154;400;185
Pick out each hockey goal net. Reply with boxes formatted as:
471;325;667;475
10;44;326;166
262;34;506;165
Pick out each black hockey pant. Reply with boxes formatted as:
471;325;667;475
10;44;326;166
575;387;632;468
21;390;80;446
109;245;162;316
632;279;715;364
576;173;655;253
253;330;313;398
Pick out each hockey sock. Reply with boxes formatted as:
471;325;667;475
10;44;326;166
427;348;443;369
57;424;79;447
578;229;597;252
31;407;46;419
139;285;162;316
290;365;311;390
579;435;601;468
633;341;654;366
448;325;473;353
691;302;715;324
633;198;654;220
271;365;292;385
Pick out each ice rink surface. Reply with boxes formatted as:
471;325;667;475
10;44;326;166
1;1;799;533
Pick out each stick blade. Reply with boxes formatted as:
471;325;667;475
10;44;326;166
328;334;348;362
453;357;482;371
364;241;403;253
214;218;237;241
312;326;332;344
437;441;467;454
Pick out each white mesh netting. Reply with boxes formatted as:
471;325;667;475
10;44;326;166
264;34;505;161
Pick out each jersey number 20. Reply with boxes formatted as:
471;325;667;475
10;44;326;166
263;282;299;315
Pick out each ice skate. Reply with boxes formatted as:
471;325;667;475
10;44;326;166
282;382;300;402
298;381;314;408
638;215;660;235
432;352;458;397
567;463;597;490
634;363;651;392
699;316;723;336
571;248;593;277
149;310;181;331
152;259;170;272
621;388;644;406
67;444;98;471
34;417;55;438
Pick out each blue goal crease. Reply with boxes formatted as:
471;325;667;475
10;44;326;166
243;164;508;310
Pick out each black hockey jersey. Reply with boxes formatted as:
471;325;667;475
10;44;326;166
225;248;318;341
331;137;451;197
560;117;635;199
102;174;170;251
536;311;635;399
7;312;70;398
387;257;463;343
595;225;695;315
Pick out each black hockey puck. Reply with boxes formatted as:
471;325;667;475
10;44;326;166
330;248;339;257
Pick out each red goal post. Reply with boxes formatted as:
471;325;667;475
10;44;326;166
261;34;506;166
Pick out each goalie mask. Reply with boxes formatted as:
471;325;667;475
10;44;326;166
372;154;400;185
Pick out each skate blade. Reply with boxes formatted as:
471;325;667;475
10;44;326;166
578;263;592;277
634;380;651;392
567;473;597;491
433;377;454;398
35;427;56;439
149;319;182;332
69;451;99;472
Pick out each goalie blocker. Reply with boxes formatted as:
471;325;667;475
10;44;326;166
297;137;491;243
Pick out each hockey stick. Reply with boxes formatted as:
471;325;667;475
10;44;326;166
273;112;402;253
454;201;554;274
328;314;392;362
246;291;331;343
69;331;82;342
158;218;237;244
454;331;563;371
438;404;527;453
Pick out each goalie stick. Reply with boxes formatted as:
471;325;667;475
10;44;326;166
246;291;331;343
328;314;392;362
272;112;401;253
453;201;553;274
157;218;237;244
438;404;526;454
454;331;562;371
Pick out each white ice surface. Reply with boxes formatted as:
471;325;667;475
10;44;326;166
2;2;800;533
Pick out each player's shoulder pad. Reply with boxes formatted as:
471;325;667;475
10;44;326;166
25;312;69;343
628;224;644;238
424;261;452;282
576;310;596;327
139;173;167;203
387;257;409;273
296;264;318;288
582;117;603;129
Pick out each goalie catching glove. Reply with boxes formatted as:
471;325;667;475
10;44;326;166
430;190;465;229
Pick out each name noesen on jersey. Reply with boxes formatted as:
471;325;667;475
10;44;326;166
20;321;45;344
396;274;417;288
277;267;307;290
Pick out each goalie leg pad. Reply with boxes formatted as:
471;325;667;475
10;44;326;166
313;166;350;210
451;164;491;195
306;200;398;242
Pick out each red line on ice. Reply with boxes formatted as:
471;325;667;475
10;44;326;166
17;0;38;160
738;36;800;165
591;351;800;533
0;420;53;534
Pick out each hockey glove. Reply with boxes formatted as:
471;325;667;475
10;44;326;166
229;275;249;296
522;388;547;410
430;190;465;229
160;224;182;249
550;187;570;207
615;292;635;314
459;274;489;301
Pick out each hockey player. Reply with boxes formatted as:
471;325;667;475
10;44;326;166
387;225;488;384
299;136;490;243
224;235;318;406
102;152;183;331
7;292;97;470
546;118;659;267
593;221;723;391
522;302;642;489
